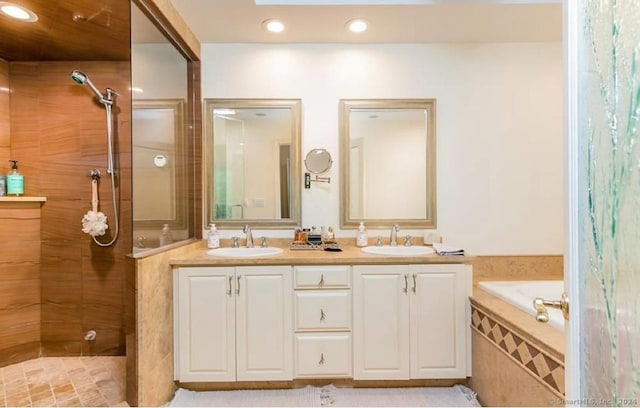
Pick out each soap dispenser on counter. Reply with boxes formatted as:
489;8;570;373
159;223;173;246
356;221;368;247
6;160;24;196
207;223;220;249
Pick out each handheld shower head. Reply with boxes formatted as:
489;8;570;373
70;70;111;104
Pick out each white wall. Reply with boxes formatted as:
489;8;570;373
201;43;563;255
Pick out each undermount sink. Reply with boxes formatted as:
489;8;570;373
361;245;435;256
207;247;283;258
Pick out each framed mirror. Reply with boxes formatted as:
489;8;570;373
204;99;302;228
340;99;437;229
132;99;187;230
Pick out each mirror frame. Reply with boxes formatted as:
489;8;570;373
132;98;187;231
203;98;302;229
339;98;437;229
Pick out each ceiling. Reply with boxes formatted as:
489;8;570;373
167;0;562;44
0;0;130;61
0;0;562;61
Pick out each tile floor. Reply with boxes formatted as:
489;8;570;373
0;357;127;407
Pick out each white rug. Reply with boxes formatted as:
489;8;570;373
169;385;480;407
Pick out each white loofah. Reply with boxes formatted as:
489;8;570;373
82;210;109;237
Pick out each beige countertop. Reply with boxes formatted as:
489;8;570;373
169;239;474;267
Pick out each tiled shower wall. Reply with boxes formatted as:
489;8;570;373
1;60;9;163
8;61;132;357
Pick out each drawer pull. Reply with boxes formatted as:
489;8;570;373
318;274;325;287
236;275;241;295
412;273;417;293
320;308;326;321
227;276;233;296
403;274;408;294
319;353;325;365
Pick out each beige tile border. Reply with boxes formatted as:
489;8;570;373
471;302;565;398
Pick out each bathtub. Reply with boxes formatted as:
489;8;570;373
477;280;565;331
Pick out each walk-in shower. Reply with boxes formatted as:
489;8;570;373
71;70;119;247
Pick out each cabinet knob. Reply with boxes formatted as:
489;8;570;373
319;353;325;365
236;275;241;295
403;274;408;294
412;273;417;293
320;308;326;321
227;276;233;296
318;274;325;287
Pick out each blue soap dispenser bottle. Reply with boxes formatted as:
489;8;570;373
6;160;24;196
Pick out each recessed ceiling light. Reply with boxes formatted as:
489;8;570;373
346;19;368;33
0;2;38;22
263;19;285;33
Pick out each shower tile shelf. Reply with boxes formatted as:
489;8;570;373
0;196;47;202
0;196;47;205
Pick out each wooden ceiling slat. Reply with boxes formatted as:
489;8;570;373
0;0;130;61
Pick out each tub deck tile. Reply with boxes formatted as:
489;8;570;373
470;299;565;397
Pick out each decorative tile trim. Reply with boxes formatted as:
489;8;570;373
471;302;565;397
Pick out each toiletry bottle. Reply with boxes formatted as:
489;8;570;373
6;160;24;196
356;221;368;247
159;223;173;246
0;175;6;197
207;223;220;249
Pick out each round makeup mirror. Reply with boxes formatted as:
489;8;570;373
304;148;332;174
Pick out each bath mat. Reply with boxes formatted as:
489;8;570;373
321;384;480;407
168;384;480;407
168;385;323;407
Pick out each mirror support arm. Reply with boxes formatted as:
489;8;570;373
304;172;331;189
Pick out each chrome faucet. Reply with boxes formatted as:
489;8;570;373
243;224;254;248
390;224;400;246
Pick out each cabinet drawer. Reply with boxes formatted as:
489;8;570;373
295;291;351;331
294;266;350;289
295;333;352;378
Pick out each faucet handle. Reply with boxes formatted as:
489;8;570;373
260;237;268;248
393;224;400;231
231;237;240;248
404;235;412;246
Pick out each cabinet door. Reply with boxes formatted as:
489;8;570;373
175;267;235;382
235;266;293;381
352;265;410;380
409;264;469;379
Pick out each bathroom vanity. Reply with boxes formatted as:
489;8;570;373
171;243;472;384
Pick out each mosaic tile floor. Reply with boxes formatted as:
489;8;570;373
0;357;127;407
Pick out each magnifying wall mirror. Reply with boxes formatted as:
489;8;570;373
305;149;332;173
340;99;437;229
304;149;332;188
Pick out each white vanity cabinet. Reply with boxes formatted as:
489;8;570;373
353;263;471;380
293;265;352;378
174;266;293;382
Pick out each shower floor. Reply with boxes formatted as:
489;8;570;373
0;356;127;407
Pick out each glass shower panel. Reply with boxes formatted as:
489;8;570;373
579;0;640;403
